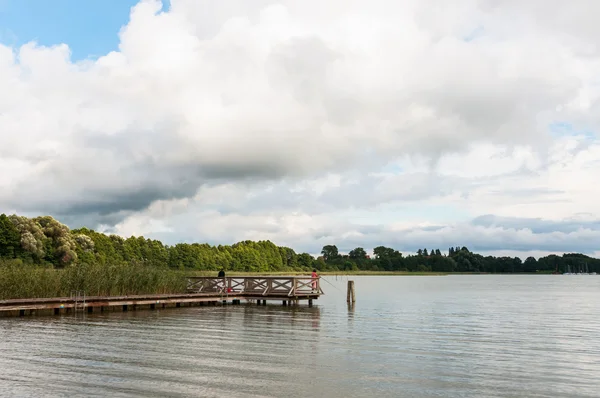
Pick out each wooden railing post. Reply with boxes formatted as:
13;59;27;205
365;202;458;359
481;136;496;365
265;278;272;295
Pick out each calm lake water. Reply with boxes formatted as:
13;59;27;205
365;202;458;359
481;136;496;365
1;275;599;397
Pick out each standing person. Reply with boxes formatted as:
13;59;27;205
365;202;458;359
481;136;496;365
311;269;318;291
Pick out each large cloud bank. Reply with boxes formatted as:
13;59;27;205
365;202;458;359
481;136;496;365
2;0;600;257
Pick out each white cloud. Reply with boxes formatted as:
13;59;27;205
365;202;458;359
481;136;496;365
2;0;600;258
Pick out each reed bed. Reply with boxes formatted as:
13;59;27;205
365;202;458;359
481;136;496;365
0;260;188;300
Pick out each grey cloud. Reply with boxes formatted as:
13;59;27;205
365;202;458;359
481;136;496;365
50;212;134;232
6;123;298;226
64;186;178;216
328;219;600;257
232;172;460;215
471;214;600;235
266;36;339;105
170;168;567;222
482;186;568;207
10;160;200;220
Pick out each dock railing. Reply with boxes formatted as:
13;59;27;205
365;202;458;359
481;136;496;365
186;276;323;297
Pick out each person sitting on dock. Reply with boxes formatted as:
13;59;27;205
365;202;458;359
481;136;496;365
217;269;225;291
311;269;318;292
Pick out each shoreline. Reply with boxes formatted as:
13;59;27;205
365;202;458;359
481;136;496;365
186;271;562;277
184;271;450;277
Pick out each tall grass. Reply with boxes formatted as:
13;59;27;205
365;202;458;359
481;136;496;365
0;259;188;300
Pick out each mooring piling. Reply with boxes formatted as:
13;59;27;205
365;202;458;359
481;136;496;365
346;280;355;303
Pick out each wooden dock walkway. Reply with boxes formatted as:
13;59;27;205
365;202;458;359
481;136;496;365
0;276;323;318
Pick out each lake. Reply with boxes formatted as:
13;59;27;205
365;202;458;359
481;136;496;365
1;275;599;397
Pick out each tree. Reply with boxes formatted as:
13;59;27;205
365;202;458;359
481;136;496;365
297;253;314;269
373;246;396;259
349;247;367;260
321;245;339;262
34;216;78;266
429;256;456;272
0;214;21;258
523;256;537;273
9;215;46;260
279;246;297;269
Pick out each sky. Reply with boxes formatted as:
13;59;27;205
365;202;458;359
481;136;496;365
1;0;600;259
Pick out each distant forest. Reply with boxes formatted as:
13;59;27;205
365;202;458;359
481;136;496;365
0;214;598;274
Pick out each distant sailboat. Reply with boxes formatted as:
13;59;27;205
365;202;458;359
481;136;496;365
563;264;571;275
562;262;596;276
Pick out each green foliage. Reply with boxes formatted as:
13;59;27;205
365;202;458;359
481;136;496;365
320;245;339;262
0;214;21;258
9;215;46;260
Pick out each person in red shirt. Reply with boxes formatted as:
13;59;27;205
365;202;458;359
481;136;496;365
311;269;318;291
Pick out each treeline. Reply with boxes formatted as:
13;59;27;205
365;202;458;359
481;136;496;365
1;214;599;274
320;245;600;274
0;214;313;272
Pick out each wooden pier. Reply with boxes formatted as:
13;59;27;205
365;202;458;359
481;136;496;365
0;276;323;318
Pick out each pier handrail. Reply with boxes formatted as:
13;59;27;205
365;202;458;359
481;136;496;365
186;275;323;297
291;276;322;296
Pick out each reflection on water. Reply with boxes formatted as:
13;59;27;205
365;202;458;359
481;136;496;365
347;302;355;321
1;275;600;397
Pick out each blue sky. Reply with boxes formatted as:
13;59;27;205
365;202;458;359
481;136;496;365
0;0;168;60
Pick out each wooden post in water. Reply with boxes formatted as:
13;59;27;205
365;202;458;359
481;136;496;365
347;280;355;303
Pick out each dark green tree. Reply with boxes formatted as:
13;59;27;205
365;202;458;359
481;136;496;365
349;247;367;260
321;245;339;262
0;214;21;258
